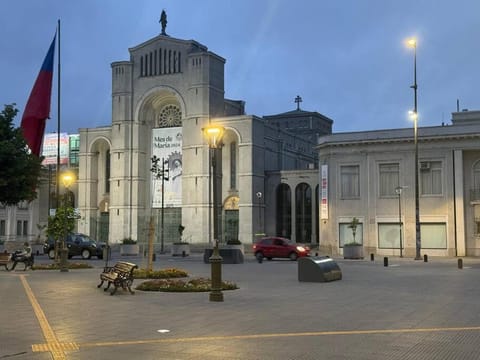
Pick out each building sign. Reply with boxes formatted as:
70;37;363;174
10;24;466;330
151;127;182;208
41;133;69;165
321;165;328;220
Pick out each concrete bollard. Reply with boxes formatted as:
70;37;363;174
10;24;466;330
370;253;374;261
384;257;388;267
458;258;463;269
424;254;428;262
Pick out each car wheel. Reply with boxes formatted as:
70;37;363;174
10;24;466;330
48;249;55;259
289;252;298;261
81;249;91;259
97;254;103;260
255;252;264;262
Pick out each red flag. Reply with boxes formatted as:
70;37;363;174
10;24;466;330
20;35;56;156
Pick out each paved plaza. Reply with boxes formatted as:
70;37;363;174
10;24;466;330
2;252;480;359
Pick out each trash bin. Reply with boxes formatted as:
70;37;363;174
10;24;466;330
298;256;342;282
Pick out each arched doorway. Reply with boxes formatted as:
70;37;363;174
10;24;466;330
295;183;312;243
276;184;292;238
224;196;239;242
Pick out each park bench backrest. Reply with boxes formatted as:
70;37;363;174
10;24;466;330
113;262;137;275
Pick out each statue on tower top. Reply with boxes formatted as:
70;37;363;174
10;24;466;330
160;10;168;35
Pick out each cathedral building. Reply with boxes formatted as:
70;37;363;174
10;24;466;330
77;16;331;246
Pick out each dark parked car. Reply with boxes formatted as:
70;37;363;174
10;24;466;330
44;233;106;260
252;236;310;261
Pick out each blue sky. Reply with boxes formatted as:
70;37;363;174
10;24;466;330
1;0;479;134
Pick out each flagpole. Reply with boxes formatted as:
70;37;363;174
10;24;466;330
56;19;61;208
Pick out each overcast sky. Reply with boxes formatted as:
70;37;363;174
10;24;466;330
2;0;479;135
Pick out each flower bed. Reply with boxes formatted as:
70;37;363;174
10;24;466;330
32;262;92;270
136;277;238;292
133;267;188;279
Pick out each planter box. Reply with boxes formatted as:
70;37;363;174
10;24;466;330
120;244;139;256
171;244;190;257
343;245;364;259
203;248;244;264
224;244;244;253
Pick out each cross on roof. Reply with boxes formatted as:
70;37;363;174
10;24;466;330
294;95;302;110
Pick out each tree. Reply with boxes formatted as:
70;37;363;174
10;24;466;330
348;217;360;244
45;196;76;261
0;104;43;205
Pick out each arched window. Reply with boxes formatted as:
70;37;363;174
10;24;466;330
473;160;480;191
295;183;312;243
315;184;319;244
105;150;110;194
276;184;291;238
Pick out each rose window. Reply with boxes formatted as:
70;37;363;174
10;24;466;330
157;105;182;127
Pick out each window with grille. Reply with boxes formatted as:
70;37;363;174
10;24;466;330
379;163;399;197
420;161;442;195
340;165;360;199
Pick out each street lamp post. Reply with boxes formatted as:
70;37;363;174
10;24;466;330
150;156;169;267
60;172;75;272
203;125;225;302
256;192;263;236
395;186;403;258
408;38;421;260
160;158;169;254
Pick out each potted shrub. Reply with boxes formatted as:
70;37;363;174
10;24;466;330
171;225;190;257
120;237;139;256
343;217;364;259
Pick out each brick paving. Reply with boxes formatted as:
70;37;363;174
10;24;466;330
2;252;480;359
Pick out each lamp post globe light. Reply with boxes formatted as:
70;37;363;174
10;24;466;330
203;124;225;302
256;191;263;236
59;171;76;272
407;37;421;260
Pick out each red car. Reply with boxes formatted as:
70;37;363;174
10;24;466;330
252;237;310;261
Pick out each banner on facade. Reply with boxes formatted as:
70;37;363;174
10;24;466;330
41;132;69;165
151;127;182;208
321;165;328;220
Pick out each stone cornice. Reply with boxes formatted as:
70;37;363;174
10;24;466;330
317;124;480;149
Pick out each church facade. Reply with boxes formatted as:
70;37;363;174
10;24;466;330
77;21;331;246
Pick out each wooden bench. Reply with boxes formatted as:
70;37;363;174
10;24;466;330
0;252;11;270
0;251;34;271
97;261;138;295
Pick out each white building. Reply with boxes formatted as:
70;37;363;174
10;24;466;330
317;110;480;257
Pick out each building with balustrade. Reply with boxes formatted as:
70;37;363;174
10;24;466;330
317;110;480;257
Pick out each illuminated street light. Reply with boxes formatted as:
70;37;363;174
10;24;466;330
407;37;421;260
59;171;76;272
203;124;225;302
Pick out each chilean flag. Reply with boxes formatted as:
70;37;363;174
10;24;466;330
20;35;56;156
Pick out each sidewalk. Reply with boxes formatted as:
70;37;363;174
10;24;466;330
2;252;480;359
